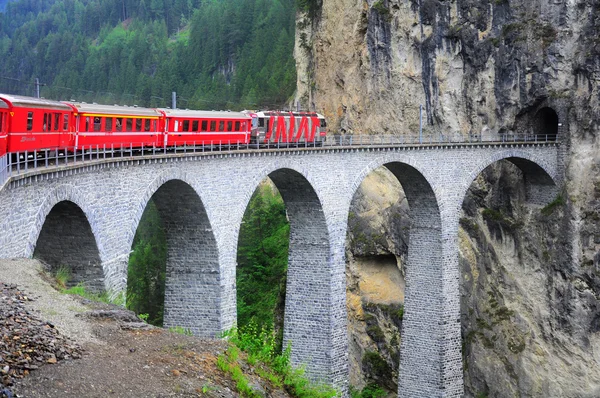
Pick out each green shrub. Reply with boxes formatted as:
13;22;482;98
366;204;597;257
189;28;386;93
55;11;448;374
220;322;338;398
350;383;387;398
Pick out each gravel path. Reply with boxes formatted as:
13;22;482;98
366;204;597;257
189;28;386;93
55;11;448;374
0;258;98;345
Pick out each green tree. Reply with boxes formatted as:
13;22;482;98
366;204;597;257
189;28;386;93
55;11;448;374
127;199;167;326
237;182;289;331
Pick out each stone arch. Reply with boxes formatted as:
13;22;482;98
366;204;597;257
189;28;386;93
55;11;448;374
349;154;447;396
128;168;196;251
459;149;558;211
31;185;104;292
237;161;333;382
129;171;220;337
533;107;559;140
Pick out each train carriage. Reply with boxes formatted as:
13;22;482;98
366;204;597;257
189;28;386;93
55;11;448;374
0;94;73;153
66;102;162;149
252;111;327;145
0;100;7;157
158;109;251;147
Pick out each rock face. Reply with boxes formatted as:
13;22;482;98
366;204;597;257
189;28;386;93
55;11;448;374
300;0;600;395
346;168;408;391
296;0;598;138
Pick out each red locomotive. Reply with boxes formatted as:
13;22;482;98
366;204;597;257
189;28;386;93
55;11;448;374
0;94;327;158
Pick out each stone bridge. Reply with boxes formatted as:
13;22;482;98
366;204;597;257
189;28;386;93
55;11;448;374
0;142;562;397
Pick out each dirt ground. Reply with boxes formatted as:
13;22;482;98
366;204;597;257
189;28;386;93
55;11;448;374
12;319;238;398
0;259;290;398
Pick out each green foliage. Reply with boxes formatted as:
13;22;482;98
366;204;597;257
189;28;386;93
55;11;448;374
127;199;167;326
237;182;289;332
221;322;338;398
541;194;565;216
168;325;193;336
0;0;297;110
350;383;387;398
361;351;393;382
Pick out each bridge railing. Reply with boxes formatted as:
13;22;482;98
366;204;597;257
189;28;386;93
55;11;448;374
0;132;558;184
0;154;8;189
323;132;559;146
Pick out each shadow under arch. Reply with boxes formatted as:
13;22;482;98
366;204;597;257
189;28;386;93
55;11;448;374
348;159;445;396
34;200;104;292
132;178;219;336
460;152;559;210
239;166;332;382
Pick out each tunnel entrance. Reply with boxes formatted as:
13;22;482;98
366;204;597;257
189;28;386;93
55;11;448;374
533;107;559;141
34;200;104;292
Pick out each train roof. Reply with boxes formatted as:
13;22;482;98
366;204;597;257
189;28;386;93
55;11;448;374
0;94;72;111
255;111;324;118
158;109;250;119
68;102;161;117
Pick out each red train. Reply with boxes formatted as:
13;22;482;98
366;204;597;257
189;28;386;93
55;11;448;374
0;94;327;158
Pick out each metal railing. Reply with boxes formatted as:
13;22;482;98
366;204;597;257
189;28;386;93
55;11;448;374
0;132;558;188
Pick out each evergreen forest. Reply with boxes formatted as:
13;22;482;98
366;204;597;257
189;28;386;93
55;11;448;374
0;0;297;110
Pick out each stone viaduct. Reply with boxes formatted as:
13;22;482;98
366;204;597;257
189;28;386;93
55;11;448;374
0;141;562;397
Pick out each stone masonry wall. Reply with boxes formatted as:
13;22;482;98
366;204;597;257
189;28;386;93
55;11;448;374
0;143;559;396
33;200;104;292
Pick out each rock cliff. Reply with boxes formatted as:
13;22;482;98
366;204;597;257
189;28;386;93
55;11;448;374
299;0;600;396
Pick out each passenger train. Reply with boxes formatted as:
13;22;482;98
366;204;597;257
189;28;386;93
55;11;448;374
0;94;327;159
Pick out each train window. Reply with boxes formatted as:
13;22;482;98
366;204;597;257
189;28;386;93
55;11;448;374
42;113;48;131
202;120;207;131
183;120;190;131
227;121;233;131
126;119;133;132
54;113;60;131
152;120;156;130
219;121;224;131
135;118;142;132
258;118;264;128
235;121;240;131
210;121;216;131
85;117;90;132
144;119;151;132
192;120;199;131
63;114;69;131
320;119;327;127
94;117;102;132
115;118;123;132
105;118;112;131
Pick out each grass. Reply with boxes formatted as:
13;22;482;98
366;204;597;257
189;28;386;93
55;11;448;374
62;283;120;305
219;321;338;398
168;325;193;336
55;265;71;289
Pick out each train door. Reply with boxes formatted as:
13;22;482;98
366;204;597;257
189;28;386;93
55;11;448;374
0;108;7;157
